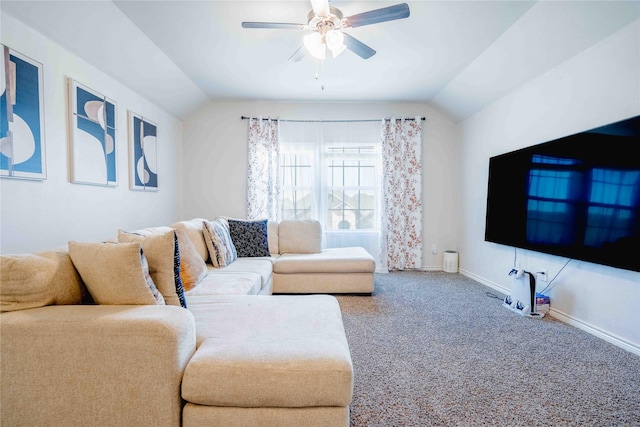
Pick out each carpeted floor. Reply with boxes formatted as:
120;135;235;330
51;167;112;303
335;271;640;427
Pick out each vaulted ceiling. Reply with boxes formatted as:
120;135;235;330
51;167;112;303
2;1;638;121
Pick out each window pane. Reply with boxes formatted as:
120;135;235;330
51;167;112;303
344;166;359;186
283;189;313;211
360;190;376;209
343;190;359;209
327;209;357;230
357;210;375;229
330;163;343;185
360;166;375;186
328;190;344;209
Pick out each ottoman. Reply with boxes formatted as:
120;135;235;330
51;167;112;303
182;295;353;427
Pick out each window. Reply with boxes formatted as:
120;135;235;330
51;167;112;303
326;146;378;230
279;144;381;230
279;121;382;231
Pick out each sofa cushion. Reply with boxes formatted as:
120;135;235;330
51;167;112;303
216;258;274;291
184;271;262;298
174;229;208;291
69;242;165;305
202;220;237;268
267;221;279;255
228;219;270;257
0;254;58;312
274;247;375;274
171;218;209;263
118;230;185;307
182;295;353;407
278;220;322;254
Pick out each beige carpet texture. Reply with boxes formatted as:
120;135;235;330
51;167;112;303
335;271;640;427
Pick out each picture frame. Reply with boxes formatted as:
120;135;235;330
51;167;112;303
68;78;117;186
1;44;47;180
128;111;158;191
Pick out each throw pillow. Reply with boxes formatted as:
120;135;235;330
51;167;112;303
118;230;185;307
171;218;209;262
217;216;279;255
174;229;208;291
228;219;270;257
68;241;165;306
172;232;187;308
0;254;58;312
202;219;237;268
36;249;87;305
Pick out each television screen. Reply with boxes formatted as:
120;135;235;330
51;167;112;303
485;115;640;272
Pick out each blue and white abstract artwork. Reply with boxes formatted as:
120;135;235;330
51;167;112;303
69;79;117;186
129;111;158;191
0;45;46;180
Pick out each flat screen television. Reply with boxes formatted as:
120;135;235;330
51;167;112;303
485;115;640;272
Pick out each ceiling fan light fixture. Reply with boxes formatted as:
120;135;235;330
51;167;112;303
329;43;346;58
325;29;346;58
303;32;326;60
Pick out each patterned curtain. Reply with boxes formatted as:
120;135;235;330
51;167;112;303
380;117;423;271
246;118;280;220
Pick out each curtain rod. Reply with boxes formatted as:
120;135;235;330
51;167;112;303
240;116;425;123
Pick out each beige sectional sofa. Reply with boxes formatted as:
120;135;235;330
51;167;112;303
0;217;375;426
172;217;375;295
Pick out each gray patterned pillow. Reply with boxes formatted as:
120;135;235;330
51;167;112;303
202;220;238;268
228;219;270;257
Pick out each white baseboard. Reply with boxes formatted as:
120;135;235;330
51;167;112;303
458;268;640;357
420;266;442;272
548;308;640;356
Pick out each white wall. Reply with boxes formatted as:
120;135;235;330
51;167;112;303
458;20;640;354
0;14;184;254
183;101;459;269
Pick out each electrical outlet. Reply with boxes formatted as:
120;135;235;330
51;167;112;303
431;244;437;254
538;269;548;283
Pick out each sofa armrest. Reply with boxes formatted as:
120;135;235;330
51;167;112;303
1;305;196;427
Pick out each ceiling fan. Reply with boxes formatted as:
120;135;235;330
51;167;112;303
241;1;410;62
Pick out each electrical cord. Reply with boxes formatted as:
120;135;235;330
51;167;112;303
485;291;503;300
538;258;572;294
484;248;571;300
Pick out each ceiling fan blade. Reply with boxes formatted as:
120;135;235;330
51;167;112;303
288;45;307;62
344;3;410;28
343;33;376;59
310;0;330;17
242;22;306;30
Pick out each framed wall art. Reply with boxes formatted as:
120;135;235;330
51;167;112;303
128;111;158;191
68;78;117;186
1;44;47;180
